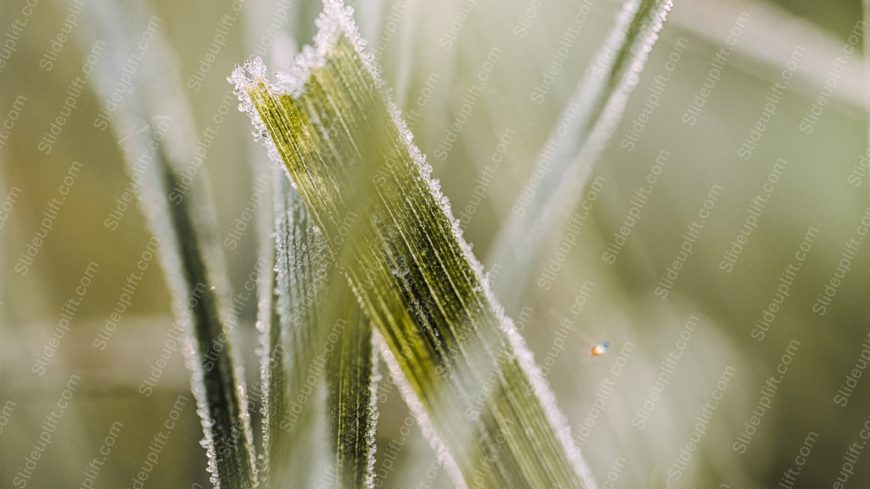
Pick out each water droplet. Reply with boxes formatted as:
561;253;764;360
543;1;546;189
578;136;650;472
590;340;609;357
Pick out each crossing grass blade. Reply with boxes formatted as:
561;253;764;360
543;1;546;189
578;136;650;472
261;174;331;488
232;1;596;487
257;166;377;488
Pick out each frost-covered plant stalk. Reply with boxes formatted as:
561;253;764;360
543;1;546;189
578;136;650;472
489;0;674;311
73;1;258;487
258;171;378;488
232;1;596;488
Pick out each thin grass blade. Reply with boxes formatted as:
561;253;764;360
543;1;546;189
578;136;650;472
265;174;331;488
325;301;378;488
487;0;674;310
73;1;258;486
260;167;378;488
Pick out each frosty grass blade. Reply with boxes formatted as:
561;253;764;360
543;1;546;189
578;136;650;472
232;1;597;487
266;175;329;488
262;169;378;488
74;1;258;487
488;0;674;311
325;301;379;488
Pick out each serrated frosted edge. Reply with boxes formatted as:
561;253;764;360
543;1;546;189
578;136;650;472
373;331;468;489
593;0;673;140
230;57;281;170
230;1;598;487
254;163;276;482
364;339;381;489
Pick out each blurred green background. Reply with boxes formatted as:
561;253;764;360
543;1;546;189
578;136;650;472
1;0;869;487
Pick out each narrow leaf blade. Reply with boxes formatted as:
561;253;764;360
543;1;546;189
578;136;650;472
326;303;378;488
488;0;674;310
74;1;258;486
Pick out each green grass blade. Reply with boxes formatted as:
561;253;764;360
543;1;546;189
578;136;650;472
158;153;259;489
325;302;378;488
240;1;298;484
232;2;595;487
487;0;674;310
74;1;258;487
266;174;330;488
263;168;378;488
